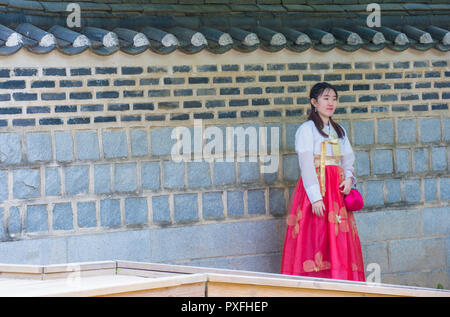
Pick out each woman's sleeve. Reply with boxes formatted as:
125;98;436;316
295;125;323;203
341;131;357;186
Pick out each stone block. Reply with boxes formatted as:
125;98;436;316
338;121;350;136
447;237;450;269
361;241;389;274
13;169;40;199
150;128;175;156
388;237;446;273
0;170;8;201
52;203;73;230
67;230;151;263
440;177;450;200
420;118;441;142
65;165;89;195
8;206;21;234
102;130;128;158
238;161;260;183
125;197;148;225
182;253;282;274
227;190;244;217
263;123;282;151
163;161;184;189
100;199;121;228
397;119;416;143
26;133;52;162
444;118;450;141
26;204;48;233
263;169;278;184
424;178;437;201
377;120;394;144
173;193;198;222
131;129;148;157
202;192;224;219
45;168;60;196
282;154;299;181
285;123;300;150
94;164;111;194
77;201;97;228
75;131;100;160
0;133;21;164
55;131;74;162
205;126;226;157
354;209;421;243
422;207;450;236
0;236;67;264
213;161;235;186
353;121;374;145
227;124;260;153
373;150;393;174
355;183;363;198
365;181;384;206
431;147;447;171
188;161;211;188
114;163;137;192
381;271;427;287
404;179;421;202
385;179;402;203
269;188;285;216
149;219;280;262
395;149;410;173
0;208;5;237
152;195;171;223
0;207;5;236
247;189;265;215
414;148;428;173
141;161;160;190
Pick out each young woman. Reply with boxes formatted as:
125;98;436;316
281;82;365;281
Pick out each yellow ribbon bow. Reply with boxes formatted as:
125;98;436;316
319;138;341;196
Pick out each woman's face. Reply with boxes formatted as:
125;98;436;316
311;88;337;122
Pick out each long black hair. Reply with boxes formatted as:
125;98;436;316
307;82;345;139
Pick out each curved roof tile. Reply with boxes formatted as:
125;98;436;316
0;0;447;55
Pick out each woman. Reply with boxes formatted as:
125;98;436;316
281;82;365;281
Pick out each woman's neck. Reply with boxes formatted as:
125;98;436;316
319;115;330;126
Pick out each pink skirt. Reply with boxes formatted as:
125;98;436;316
281;165;365;281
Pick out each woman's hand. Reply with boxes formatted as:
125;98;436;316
311;200;325;217
340;177;353;195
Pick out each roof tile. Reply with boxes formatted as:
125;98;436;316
0;0;446;55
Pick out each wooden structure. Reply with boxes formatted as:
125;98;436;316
0;261;448;297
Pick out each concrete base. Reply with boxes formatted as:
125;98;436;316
0;206;449;290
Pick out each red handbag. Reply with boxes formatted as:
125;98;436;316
344;189;364;212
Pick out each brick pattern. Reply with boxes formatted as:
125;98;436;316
0;125;290;234
354;116;449;206
0;58;448;241
355;206;450;288
0;61;448;127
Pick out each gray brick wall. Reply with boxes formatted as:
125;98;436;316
0;55;448;289
356;207;449;288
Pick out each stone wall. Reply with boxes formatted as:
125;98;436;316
0;48;448;289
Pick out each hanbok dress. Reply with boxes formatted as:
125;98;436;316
281;120;365;281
